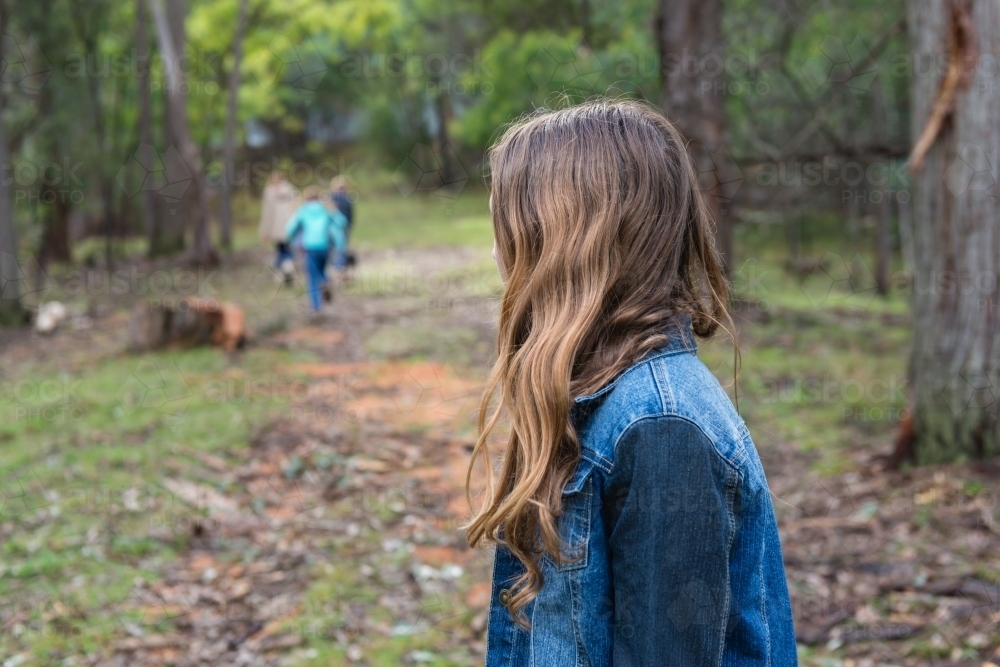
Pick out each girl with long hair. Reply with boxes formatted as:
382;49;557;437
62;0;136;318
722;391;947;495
467;100;796;666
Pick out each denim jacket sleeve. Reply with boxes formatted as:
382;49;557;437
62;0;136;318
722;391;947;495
604;415;739;667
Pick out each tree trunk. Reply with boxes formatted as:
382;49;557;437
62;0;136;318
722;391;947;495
872;76;891;296
0;2;28;326
898;191;915;275
908;0;1000;463
147;0;186;258
32;20;72;267
150;104;188;256
68;0;117;270
655;0;733;274
434;82;454;185
136;0;163;255
219;0;248;251
148;0;216;266
40;191;71;265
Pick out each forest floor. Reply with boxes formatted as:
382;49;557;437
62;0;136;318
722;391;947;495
1;193;999;666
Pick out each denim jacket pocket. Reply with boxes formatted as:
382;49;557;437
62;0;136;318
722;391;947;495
553;457;595;572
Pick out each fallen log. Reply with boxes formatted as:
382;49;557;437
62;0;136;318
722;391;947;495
128;297;246;352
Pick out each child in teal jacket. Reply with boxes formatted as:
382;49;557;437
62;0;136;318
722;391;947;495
285;187;347;311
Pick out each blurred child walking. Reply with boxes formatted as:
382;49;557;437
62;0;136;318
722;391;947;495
328;176;354;271
285;186;347;312
258;170;299;284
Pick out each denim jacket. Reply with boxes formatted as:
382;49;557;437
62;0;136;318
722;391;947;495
485;322;797;666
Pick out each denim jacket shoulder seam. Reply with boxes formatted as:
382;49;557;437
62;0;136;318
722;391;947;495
716;465;740;666
580;447;614;475
760;547;772;667
650;355;672;413
609;413;746;476
572;347;696;406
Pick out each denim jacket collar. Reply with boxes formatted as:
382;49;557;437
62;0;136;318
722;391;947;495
572;314;697;407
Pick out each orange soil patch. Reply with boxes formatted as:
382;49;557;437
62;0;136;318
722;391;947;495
255;461;279;476
277;327;346;347
290;362;368;378
464;582;492;609
188;554;218;571
343;393;391;420
411;544;475;567
340;361;482;429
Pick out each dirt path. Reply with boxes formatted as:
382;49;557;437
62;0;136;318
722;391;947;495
109;360;491;665
101;248;499;665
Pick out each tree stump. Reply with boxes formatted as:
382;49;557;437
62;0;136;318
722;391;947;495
128;297;246;353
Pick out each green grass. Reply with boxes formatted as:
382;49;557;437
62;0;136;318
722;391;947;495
350;191;492;250
0;337;318;661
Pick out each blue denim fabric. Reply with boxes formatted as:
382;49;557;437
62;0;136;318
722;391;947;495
486;321;797;666
304;249;329;311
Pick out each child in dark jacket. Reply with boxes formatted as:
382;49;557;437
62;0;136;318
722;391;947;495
329;176;353;270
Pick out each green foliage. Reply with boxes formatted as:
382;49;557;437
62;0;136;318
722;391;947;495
724;0;909;162
2;0;915;317
452;27;659;151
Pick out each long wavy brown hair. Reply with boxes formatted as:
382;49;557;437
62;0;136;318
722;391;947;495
466;100;732;624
